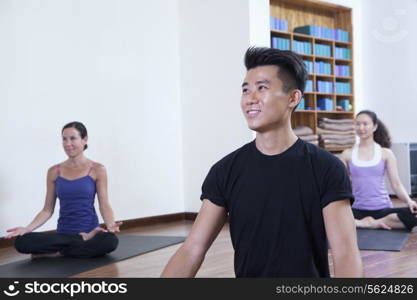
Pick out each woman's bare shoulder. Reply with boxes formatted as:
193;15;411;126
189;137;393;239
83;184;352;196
47;164;62;180
381;147;395;160
89;161;106;178
341;147;353;161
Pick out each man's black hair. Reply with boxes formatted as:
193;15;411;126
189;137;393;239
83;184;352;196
244;47;308;94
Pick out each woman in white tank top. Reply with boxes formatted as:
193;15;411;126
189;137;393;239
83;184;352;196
340;110;417;231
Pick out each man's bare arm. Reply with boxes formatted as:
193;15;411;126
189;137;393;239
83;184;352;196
161;199;227;277
323;199;364;277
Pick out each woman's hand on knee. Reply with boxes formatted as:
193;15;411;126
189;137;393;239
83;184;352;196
5;227;31;239
407;200;417;214
106;221;123;233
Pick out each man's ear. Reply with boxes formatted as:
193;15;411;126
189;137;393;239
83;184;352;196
288;89;303;110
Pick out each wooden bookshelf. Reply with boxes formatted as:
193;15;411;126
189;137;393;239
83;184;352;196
270;0;354;152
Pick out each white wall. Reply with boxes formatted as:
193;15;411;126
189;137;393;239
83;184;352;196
249;0;271;47
361;0;417;142
178;0;254;212
0;0;184;234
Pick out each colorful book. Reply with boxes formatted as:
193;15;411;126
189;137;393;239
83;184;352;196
293;40;312;55
335;65;350;77
318;98;333;111
294;25;349;42
317;80;333;93
335;47;351;59
270;17;288;31
271;37;290;50
314;43;331;57
315;61;332;75
335;82;351;94
337;99;351;111
305;80;313;92
304;60;314;73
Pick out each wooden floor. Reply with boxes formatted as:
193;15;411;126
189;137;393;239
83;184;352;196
1;219;417;278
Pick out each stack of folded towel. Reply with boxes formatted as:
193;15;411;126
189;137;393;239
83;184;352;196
317;117;356;150
293;126;319;146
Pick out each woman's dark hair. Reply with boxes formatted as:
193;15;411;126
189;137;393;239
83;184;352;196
62;121;88;150
244;46;308;94
356;110;391;148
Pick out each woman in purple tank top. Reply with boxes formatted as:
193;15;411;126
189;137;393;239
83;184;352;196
5;122;121;258
341;110;417;231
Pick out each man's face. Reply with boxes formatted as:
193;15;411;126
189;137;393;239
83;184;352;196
241;65;295;133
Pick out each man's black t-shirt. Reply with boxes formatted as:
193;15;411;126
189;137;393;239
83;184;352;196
200;138;353;277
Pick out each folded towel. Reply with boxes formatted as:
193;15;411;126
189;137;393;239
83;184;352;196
321;138;355;145
299;134;319;142
317;128;356;135
320;134;356;140
318;123;354;131
293;126;313;136
322;144;353;150
320;117;354;125
308;140;319;146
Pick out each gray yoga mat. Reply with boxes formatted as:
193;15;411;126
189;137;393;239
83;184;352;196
356;229;410;251
0;235;185;278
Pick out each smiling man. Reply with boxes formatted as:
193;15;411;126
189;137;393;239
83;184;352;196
161;47;363;277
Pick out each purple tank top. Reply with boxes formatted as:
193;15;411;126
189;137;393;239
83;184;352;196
55;166;99;234
348;143;392;210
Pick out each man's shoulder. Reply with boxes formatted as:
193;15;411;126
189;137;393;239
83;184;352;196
300;140;343;167
211;141;253;170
